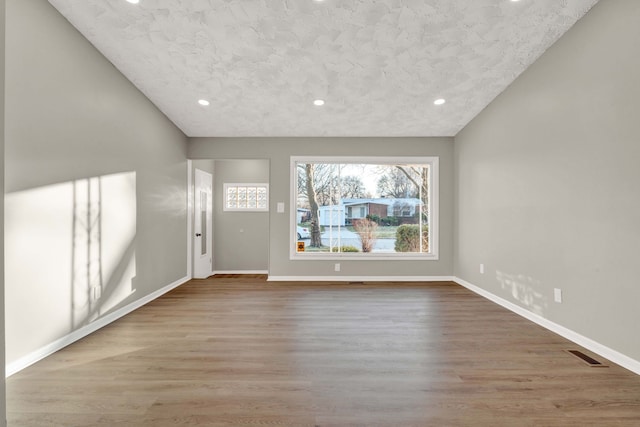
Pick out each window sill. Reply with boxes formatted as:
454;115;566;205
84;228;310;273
289;252;439;261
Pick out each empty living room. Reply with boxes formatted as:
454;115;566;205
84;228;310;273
2;0;639;426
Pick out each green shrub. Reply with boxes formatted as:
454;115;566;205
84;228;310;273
366;214;381;224
394;224;429;252
383;216;399;226
330;245;360;252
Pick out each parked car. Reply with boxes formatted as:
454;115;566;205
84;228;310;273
297;225;310;239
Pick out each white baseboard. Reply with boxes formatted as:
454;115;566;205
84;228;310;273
6;275;191;378
267;275;454;282
453;276;640;376
214;270;269;275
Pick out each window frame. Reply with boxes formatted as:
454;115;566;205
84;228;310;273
223;183;269;212
289;156;439;261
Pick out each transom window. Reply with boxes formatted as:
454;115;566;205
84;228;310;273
290;156;439;260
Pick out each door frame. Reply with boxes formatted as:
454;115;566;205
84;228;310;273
193;167;213;278
187;160;215;279
187;160;193;278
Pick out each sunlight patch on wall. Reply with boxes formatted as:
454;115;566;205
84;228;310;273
146;182;189;217
496;270;548;316
5;172;137;365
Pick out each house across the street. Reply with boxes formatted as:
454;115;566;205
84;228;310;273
317;198;423;226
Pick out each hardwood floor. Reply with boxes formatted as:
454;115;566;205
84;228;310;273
7;276;640;426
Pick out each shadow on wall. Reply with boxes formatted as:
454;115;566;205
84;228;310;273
5;172;137;364
496;270;548;316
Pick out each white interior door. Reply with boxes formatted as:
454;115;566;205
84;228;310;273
194;169;213;278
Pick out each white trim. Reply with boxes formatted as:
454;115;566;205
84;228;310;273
187;160;193;279
214;270;269;275
6;275;190;378
290;156;437;165
453;276;640;376
285;253;439;261
268;275;454;282
428;157;439;257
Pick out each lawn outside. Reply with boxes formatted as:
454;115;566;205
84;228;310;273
297;225;426;253
346;225;398;239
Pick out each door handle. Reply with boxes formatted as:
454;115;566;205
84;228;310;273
195;233;202;237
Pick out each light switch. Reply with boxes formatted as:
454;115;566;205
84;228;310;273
277;202;285;213
554;288;563;303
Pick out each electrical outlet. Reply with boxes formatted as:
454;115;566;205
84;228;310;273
554;288;562;303
480;263;485;274
334;263;341;272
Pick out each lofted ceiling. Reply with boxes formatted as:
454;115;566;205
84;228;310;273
48;0;599;137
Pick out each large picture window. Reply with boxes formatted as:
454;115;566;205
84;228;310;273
290;156;438;260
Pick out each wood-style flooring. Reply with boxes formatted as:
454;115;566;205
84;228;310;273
7;276;640;426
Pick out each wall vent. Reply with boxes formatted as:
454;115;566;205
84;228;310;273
566;350;608;367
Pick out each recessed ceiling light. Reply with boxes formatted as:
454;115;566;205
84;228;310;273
198;99;210;106
434;98;446;105
313;99;325;106
126;0;140;4
510;0;521;2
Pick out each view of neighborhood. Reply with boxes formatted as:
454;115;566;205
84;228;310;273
295;161;431;255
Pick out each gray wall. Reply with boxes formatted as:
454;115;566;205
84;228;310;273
455;0;640;361
1;0;6;422
4;0;188;366
214;159;270;272
192;159;270;273
190;137;454;277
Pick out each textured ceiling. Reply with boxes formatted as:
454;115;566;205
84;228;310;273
48;0;599;137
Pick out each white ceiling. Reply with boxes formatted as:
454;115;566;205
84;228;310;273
48;0;599;137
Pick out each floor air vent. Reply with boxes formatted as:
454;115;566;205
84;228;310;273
566;350;608;367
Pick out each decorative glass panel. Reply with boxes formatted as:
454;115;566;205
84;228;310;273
238;187;247;208
257;187;267;209
223;183;269;211
200;192;207;255
247;187;257;208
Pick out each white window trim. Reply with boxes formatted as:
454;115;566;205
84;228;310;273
223;183;269;212
290;156;439;261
